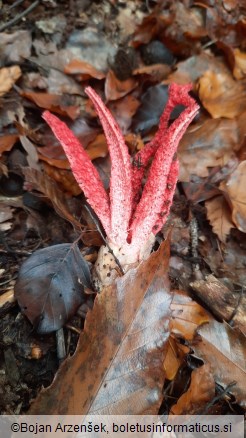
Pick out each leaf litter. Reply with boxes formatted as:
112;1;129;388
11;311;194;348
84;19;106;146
0;0;245;417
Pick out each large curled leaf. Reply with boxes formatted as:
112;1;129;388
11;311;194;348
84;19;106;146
28;239;172;414
15;243;91;333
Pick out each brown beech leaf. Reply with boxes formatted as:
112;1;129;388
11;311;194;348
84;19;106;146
198;70;246;118
179;117;239;181
28;239;172;414
163;336;190;381
133;64;171;82
43;162;82;196
205;195;234;242
192;319;246;408
109;95;140;133
220;161;246;233
85;134;108;160
163;290;209;380
105;69;138;101
0;134;19;156
0;66;22;97
64;59;105;81
170;290;209;341
23;167;82;230
232;48;246;80
21;91;79;120
170;364;215;415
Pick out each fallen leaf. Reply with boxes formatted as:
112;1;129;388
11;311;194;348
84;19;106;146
179;117;239;181
64;59;105;80
109;94;140;133
105;70;138;101
163;336;190;380
0;205;13;223
168;53;228;84
85;134;108;160
132;84;169;134
23;167;82;228
21;91;79;119
0;135;19;156
0;66;22;97
0;30;32;63
205;195;234;242
19;136;40;170
15;243;91;333
28;239;172;414
192;319;246;408
198;70;246;118
171;364;215;414
220;161;246;233
170;290;209;340
201;233;246;287
232;48;246;80
133;64;171;82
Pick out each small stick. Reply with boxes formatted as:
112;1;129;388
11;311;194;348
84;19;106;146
56;328;66;363
0;0;40;32
0;289;15;312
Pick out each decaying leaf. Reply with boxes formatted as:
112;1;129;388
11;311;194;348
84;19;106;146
220;161;246;233
28;239;172;414
170;364;215;414
179;117;238;181
0;66;22;97
0;134;19;156
163;290;209;380
105;69;138;101
192;319;246;408
170;290;209;340
64;59;105;81
21;91;79;119
198;70;246;118
23;167;82;229
205;195;234;242
15;243;91;333
163;336;190;380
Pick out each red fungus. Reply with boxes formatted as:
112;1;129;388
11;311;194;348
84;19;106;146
43;84;199;283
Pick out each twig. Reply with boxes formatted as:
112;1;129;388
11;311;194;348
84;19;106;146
56;328;66;363
9;0;25;10
0;0;40;32
0;289;15;310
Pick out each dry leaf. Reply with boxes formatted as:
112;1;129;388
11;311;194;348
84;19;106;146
0;135;19;156
171;364;215;414
220;161;246;233
64;59;105;81
21;91;79;119
179;117;239;181
0;66;21;97
163;336;190;380
198;70;246;118
192;319;246;408
29;239;172;414
23;167;82;229
105;70;138;101
163;290;209;380
205;195;234;242
232;48;246;80
85;134;108;160
170;290;209;341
